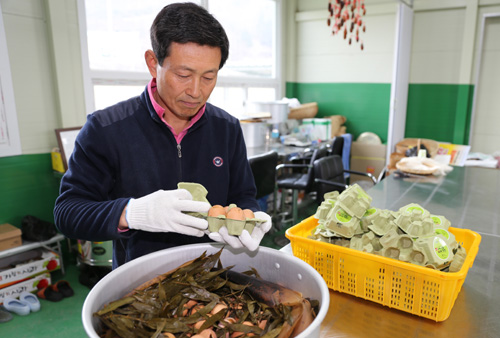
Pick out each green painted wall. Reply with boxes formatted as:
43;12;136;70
0;154;61;228
286;82;473;145
286;82;391;143
405;84;474;144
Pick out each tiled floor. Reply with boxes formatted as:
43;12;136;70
0;193;319;337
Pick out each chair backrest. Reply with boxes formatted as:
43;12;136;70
248;151;279;199
304;145;329;189
313;155;347;199
330;136;344;157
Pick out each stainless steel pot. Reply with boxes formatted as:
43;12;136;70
240;121;268;148
246;101;289;124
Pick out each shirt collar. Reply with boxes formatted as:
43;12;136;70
147;78;205;143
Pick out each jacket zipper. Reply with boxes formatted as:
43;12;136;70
177;144;183;179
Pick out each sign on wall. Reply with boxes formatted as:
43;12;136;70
0;3;21;157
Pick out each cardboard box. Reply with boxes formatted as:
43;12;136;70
0;224;22;251
0;272;51;304
350;142;387;183
436;143;471;166
0;248;60;288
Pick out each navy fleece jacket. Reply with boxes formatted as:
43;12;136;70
54;87;258;268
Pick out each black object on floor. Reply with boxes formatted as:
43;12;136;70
21;215;57;242
51;280;74;298
37;286;64;302
78;264;111;289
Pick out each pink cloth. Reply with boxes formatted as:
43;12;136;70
147;79;205;143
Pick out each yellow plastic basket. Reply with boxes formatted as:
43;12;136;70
285;216;481;321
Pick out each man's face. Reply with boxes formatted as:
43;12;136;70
148;42;221;121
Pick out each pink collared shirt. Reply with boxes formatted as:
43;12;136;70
147;78;205;143
119;79;206;233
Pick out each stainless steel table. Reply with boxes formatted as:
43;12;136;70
246;143;306;159
318;166;500;338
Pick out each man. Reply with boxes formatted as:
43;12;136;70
54;3;272;269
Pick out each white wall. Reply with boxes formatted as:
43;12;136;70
470;13;500;154
410;7;465;84
2;0;500;155
291;0;397;84
1;0;85;155
291;0;500;153
290;0;491;85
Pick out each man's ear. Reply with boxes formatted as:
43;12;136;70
145;50;158;78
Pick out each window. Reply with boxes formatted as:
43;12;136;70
78;0;282;116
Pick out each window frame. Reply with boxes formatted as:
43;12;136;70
77;0;283;115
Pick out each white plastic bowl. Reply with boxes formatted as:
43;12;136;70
82;243;329;338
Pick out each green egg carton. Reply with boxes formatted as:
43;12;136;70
323;190;340;201
178;182;210;218
407;249;427;266
313;221;339;238
379;228;400;248
225;219;247;236
360;207;380;231
413;234;455;268
324;204;360;238
336;189;371;219
242;216;266;234
398;203;430;220
207;215;226;232
368;210;397;236
431;214;451;230
219;215;266;236
381;247;400;259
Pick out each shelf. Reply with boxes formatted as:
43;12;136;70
0;233;66;274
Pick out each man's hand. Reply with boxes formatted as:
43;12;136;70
126;189;210;236
208;211;272;251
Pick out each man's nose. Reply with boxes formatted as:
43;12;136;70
186;77;201;98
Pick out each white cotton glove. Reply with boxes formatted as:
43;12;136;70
126;189;210;237
207;211;272;251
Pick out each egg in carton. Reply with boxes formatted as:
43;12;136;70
207;204;266;236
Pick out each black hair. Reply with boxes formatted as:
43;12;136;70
150;2;229;69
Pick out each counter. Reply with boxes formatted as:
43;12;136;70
306;166;499;337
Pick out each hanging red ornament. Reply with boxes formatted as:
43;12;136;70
326;0;366;50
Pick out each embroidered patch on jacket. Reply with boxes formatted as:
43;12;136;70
213;156;223;167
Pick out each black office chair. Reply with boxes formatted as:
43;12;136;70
275;145;329;225
313;155;377;202
329;136;344;157
248;151;279;213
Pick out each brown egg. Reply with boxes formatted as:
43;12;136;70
231;321;255;337
208;205;225;217
226;207;245;221
243;209;255;219
193;319;206;330
210;303;228;315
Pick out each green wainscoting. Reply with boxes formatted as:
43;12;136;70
0;153;61;227
286;82;391;143
286;82;474;145
405;84;474;144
